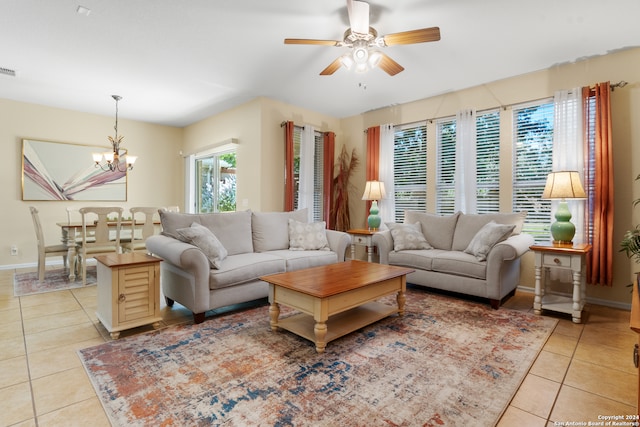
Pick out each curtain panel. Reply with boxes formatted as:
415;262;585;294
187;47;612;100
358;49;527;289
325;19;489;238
454;109;477;213
583;83;614;286
379;124;395;223
284;121;295;211
323;132;335;228
366;126;381;218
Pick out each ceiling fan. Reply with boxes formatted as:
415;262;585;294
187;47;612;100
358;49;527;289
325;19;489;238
284;0;440;76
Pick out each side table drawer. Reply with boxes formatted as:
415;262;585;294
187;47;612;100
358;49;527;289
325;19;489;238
353;235;370;245
541;253;572;268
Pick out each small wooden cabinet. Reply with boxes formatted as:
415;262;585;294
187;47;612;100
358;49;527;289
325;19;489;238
94;253;162;339
347;229;376;262
530;242;592;323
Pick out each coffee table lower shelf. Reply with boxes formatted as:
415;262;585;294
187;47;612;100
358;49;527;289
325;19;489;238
275;301;397;348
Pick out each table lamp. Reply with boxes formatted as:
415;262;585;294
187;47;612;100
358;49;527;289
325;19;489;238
362;180;386;230
541;171;586;244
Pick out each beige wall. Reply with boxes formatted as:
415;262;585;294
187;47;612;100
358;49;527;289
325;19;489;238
0;99;183;267
2;47;639;308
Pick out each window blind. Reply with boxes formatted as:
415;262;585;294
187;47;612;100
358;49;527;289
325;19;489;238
393;122;427;222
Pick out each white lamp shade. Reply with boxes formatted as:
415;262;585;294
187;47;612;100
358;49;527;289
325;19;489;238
542;171;586;199
362;180;386;201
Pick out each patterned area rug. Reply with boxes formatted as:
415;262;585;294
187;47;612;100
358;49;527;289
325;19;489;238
14;266;96;296
79;289;557;426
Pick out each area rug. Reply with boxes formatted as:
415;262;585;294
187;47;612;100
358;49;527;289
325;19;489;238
79;289;557;426
14;266;96;296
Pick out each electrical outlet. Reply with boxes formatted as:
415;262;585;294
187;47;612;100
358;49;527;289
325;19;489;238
10;245;18;256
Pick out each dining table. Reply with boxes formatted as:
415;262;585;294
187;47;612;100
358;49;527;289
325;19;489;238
56;219;161;280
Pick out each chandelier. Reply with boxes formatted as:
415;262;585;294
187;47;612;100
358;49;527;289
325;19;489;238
92;95;137;172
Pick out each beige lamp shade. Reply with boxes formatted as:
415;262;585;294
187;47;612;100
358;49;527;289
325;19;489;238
541;171;586;200
362;180;386;201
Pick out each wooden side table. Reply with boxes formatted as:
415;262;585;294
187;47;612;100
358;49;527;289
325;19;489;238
347;229;376;262
94;253;162;339
530;242;592;323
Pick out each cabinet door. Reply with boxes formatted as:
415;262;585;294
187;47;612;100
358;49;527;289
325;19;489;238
117;264;157;324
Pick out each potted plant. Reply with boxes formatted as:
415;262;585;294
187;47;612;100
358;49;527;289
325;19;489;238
620;174;640;264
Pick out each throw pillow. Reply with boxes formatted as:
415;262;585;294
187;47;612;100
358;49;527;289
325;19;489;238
288;219;330;251
176;222;228;269
386;222;433;251
464;221;516;261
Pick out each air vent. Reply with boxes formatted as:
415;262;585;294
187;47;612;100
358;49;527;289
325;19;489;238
0;67;16;77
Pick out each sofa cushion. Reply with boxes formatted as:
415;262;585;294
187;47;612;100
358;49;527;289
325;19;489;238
464;221;516;261
431;251;487;280
160;210;253;256
387;222;432;251
252;209;308;252
451;211;527;251
176;223;228;269
209;252;285;290
388;249;440;271
266;249;338;271
404;211;461;250
288;219;330;251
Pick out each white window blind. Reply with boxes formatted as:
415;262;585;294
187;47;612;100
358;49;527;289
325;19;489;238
476;110;500;213
393;122;427;222
512;100;554;242
292;126;324;221
436;118;456;215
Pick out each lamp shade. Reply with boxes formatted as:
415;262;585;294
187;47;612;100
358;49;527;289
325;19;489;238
542;171;586;200
362;181;386;201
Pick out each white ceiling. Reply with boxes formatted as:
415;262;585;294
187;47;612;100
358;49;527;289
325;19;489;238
1;0;639;127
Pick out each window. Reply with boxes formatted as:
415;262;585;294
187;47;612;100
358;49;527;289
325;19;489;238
436;118;456;215
435;110;500;215
393;122;427;222
512;100;554;242
194;150;236;213
476;110;501;213
292;126;324;221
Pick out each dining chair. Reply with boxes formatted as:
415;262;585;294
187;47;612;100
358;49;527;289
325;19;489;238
121;207;159;253
30;206;71;282
77;207;123;285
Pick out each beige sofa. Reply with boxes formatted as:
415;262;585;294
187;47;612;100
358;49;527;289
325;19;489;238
373;211;534;308
146;209;350;323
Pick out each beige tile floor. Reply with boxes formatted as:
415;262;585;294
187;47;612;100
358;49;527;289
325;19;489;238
0;266;637;426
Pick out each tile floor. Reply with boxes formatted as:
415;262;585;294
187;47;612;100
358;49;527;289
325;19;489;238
0;266;637;426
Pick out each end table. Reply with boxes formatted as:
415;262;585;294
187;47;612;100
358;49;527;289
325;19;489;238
530;242;592;323
347;229;376;262
94;253;162;339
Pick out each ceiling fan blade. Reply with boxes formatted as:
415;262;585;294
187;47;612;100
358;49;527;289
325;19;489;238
347;0;370;35
320;57;343;76
284;38;341;46
378;53;404;76
382;27;441;46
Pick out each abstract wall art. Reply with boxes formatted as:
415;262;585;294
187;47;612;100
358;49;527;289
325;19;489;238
22;139;127;201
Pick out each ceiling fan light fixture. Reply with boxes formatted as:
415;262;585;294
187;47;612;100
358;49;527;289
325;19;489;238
368;51;382;68
355;63;368;73
340;54;354;70
352;41;369;64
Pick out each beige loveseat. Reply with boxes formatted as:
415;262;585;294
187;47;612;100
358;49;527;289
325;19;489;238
146;209;350;323
373;211;534;308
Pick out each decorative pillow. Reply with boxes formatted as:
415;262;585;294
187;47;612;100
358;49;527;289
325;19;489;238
176;222;228;269
288;219;330;251
386;222;433;251
464;221;516;261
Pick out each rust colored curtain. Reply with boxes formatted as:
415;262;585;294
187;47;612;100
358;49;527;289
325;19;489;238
284;121;295;211
323;132;335;228
583;82;614;286
365;126;381;216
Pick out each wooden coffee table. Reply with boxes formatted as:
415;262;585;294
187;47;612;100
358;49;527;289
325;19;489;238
261;260;414;353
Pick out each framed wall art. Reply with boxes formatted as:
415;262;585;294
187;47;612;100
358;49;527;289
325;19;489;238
22;139;128;201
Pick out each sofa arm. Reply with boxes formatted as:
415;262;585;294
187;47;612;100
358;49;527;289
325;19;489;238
372;230;393;264
326;229;351;262
488;233;535;262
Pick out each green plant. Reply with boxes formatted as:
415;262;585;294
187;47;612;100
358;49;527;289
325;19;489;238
620;174;640;264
